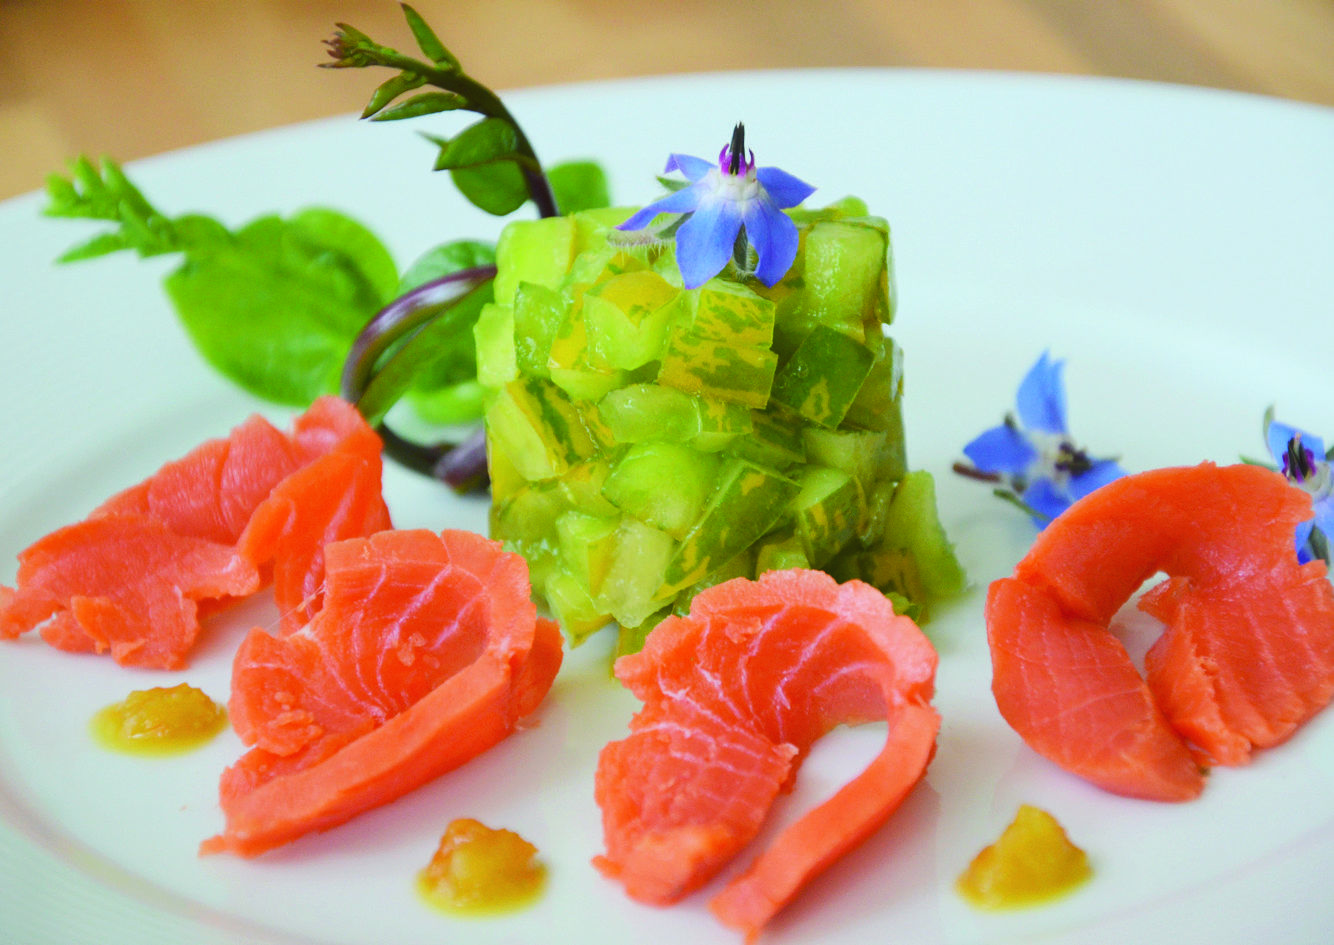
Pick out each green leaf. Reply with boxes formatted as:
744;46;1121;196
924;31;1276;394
432;117;520;171
164;212;397;405
397;239;496;293
400;3;459;70
45;156;182;258
405;381;487;426
287;207;399;303
57;231;133;263
450;164;529;215
362;71;428;118
654;175;691;193
369;90;467;122
548;160;610;213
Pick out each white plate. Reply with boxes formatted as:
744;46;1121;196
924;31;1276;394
1;69;1332;945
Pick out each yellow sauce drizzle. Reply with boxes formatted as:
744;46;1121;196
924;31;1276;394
91;683;227;755
417;818;547;916
956;804;1092;909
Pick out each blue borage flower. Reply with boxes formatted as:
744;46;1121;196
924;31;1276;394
616;123;815;290
1261;409;1334;565
957;351;1125;527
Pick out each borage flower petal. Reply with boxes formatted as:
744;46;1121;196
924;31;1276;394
741;195;800;287
963;423;1037;476
958;352;1122;528
1262;410;1334;565
1015;350;1067;434
617;123;814;289
675;195;743;292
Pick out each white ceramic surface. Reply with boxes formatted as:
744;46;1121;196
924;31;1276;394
1;70;1332;945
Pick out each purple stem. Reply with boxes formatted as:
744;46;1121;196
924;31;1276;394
341;266;497;493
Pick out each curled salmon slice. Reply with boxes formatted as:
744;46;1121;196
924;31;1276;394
0;517;260;669
0;396;388;668
987;463;1334;800
236;448;392;633
203;529;562;858
594;568;938;941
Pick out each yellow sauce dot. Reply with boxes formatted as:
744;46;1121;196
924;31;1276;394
91;683;227;756
417;818;547;916
956;804;1092;909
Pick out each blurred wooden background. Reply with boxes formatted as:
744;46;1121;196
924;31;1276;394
2;0;1332;200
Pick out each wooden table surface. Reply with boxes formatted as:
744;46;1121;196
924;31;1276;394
3;0;1332;202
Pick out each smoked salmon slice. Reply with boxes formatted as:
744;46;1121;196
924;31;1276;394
987;462;1334;800
0;396;390;668
202;529;563;858
0;517;261;668
236;449;392;633
594;569;939;941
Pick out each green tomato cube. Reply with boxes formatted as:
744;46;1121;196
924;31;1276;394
602;441;720;538
657;327;778;409
663;458;800;593
584;270;684;370
770;326;875;429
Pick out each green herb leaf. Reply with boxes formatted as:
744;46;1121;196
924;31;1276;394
397;239;496;293
431;117;520;171
548;160;611;214
369;90;467;122
164;211;396;405
325;9;560;218
450;164;529;215
362;72;428;118
400;3;459;71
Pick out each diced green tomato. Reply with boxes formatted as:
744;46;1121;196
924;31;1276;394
732;408;806;469
843;334;906;438
691;397;753;451
880;471;966;598
490;479;568;587
657;328;778;409
599;383;701;444
513;281;568;379
801;427;890;491
613;604;676;663
584;271;683;370
687;280;776;347
485;429;525;499
669;548;756;617
663;458;800;593
828;545;928;610
886;591;922;621
494;216;575;306
547;305;627;401
787;195;869;225
564;247;650;304
482;200;952;645
544;569;612;643
797;219;888;339
595;517;677;628
484;377;595;481
755;532;811;575
473;302;517;389
572;207;638;255
602;442;720;538
859;478;897;547
791;467;863;567
770;326;875;429
555;455;620;518
555;510;621;594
